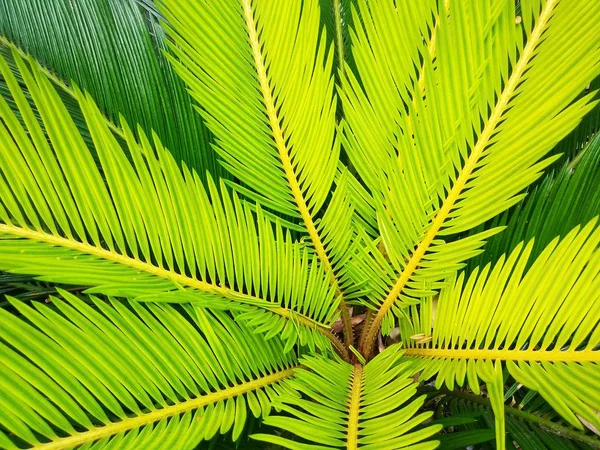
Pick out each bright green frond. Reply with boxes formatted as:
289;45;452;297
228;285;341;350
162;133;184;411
0;50;341;348
402;220;600;446
0;0;220;175
161;0;361;345
253;346;441;449
345;0;600;353
161;0;337;221
0;291;298;449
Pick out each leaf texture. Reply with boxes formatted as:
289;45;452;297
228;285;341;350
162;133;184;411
0;291;298;449
0;50;340;351
253;346;441;449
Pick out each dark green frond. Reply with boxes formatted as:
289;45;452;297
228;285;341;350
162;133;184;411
0;0;221;175
434;391;600;450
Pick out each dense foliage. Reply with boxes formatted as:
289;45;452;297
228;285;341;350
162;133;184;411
0;0;599;449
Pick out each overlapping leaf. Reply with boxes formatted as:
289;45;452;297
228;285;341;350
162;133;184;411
0;50;340;351
402;220;600;448
0;290;298;449
341;0;600;347
0;0;220;174
253;346;441;449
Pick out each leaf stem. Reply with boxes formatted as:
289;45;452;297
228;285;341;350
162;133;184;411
346;364;363;449
333;0;346;82
403;347;599;362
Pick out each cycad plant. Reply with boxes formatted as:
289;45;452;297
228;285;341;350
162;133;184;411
0;0;599;449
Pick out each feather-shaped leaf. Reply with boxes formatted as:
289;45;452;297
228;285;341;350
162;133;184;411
403;220;600;447
253;346;441;449
0;49;342;353
0;290;298;449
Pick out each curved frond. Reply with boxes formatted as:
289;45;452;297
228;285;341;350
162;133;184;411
253;346;441;449
0;50;342;351
160;0;362;344
343;0;600;353
403;220;600;446
161;0;365;346
0;290;298;449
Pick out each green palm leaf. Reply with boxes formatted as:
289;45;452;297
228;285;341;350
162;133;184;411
0;290;297;449
253;345;441;449
342;0;600;356
160;0;362;344
0;49;344;355
401;220;600;448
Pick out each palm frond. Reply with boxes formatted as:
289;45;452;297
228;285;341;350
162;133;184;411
161;0;361;343
342;0;600;354
0;290;298;449
0;49;343;354
402;220;600;447
253;345;441;449
0;0;220;175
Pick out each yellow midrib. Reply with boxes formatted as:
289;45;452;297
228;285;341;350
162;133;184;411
240;0;331;274
346;364;363;449
362;0;558;358
0;224;330;331
32;368;296;450
404;348;599;362
240;0;353;346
